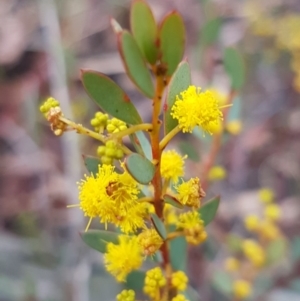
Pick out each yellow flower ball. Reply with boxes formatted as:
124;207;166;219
226;120;242;135
225;257;240;272
244;215;260;232
258;188;274;204
208;165;227;181
233;280;252;299
264;204;281;221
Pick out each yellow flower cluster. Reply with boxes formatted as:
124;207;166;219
208;165;227;181
90;111;109;133
175;177;204;208
244;187;281;241
137;228;163;256
171;85;223;134
97;140;124;165
224;257;240;272
242;239;265;267
233;279;252;300
171;271;188;291
77;164;147;233
177;211;207;245
116;290;135;301
104;235;143;282
144;267;166;299
172;294;189;301
161;150;186;183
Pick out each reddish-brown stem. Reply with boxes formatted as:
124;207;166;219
150;72;171;280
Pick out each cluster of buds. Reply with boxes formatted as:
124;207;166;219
97;140;124;165
40;97;67;136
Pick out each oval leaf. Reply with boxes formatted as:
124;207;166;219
129;131;152;160
169;224;187;271
266;238;286;265
126;270;146;291
198;196;220;226
81;70;142;124
80;230;119;254
131;0;158;64
200;18;222;47
159;12;185;76
83;155;100;175
163;194;183;209
224;47;245;90
125;153;155;184
118;31;155;98
164;60;191;134
151;213;167;240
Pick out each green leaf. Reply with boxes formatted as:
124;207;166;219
200;18;222;47
212;271;232;295
183;286;201;301
266;238;286;265
163;194;184;209
159;12;185;76
80;230;119;254
151;213;167;240
223;47;245;90
169;225;187;271
83;155;100;174
198;196;220;226
129;131;152;160
131;0;158;64
81;70;142;124
125;153;155;184
291;237;300;262
118;31;155;98
164;60;191;134
179;141;200;162
126;270;146;291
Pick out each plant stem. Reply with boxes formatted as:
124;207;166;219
159;125;181;150
107;123;153;140
59;116;132;155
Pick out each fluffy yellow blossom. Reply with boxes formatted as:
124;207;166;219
226;120;242;135
77;164;146;232
208;166;227;181
116;290;135;301
177;211;207;245
225;257;240;272
172;294;189;301
138;228;163;256
161;150;186;183
171;271;188;291
175;177;204;208
242;239;265;267
244;215;260;232
264;204;281;221
233;280;252;300
171;85;223;134
144;267;166;299
104;235;143;282
258;188;274;204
